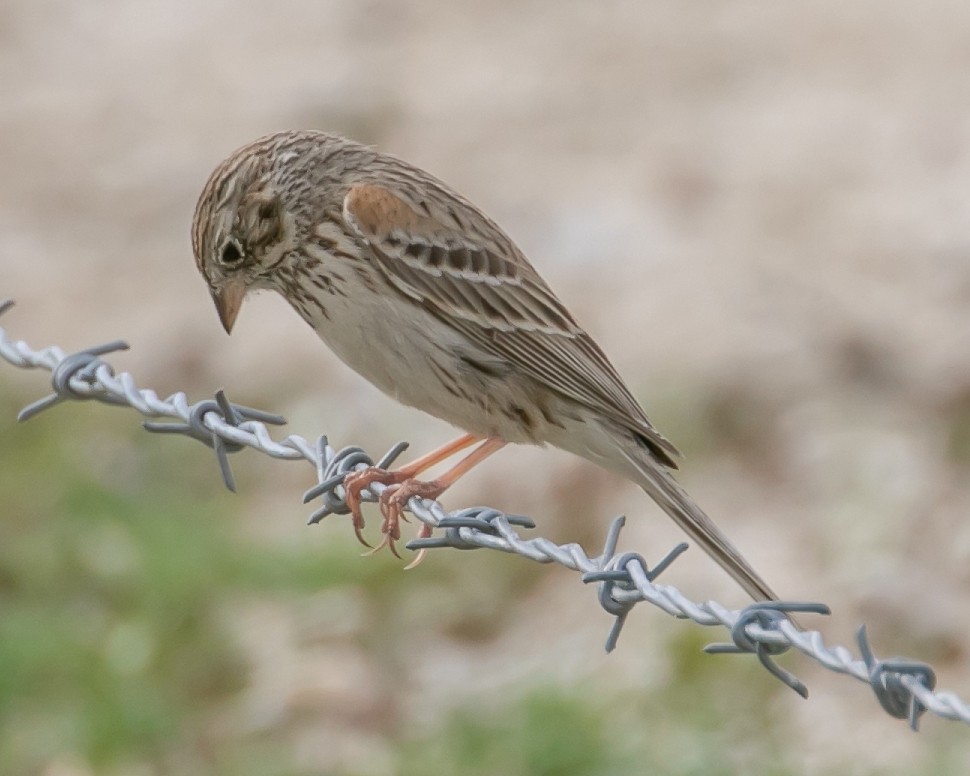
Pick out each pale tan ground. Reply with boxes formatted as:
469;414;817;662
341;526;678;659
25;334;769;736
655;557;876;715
3;0;970;772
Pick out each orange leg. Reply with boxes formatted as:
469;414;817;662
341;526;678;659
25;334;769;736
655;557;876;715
343;433;481;547
374;437;508;562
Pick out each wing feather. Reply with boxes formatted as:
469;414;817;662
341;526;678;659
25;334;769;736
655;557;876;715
342;182;680;465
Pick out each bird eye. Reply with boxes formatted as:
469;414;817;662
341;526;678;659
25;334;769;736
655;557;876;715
220;239;244;266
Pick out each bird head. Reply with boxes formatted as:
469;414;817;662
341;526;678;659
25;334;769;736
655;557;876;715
191;143;288;333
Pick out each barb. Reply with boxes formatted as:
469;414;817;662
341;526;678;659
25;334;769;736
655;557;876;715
1;298;968;729
704;602;833;698
144;389;287;492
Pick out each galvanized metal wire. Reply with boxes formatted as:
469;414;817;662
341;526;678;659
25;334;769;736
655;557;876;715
1;298;967;731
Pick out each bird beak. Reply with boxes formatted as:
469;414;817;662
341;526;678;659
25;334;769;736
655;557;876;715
211;279;246;334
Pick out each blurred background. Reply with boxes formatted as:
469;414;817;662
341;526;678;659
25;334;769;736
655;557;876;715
2;0;970;773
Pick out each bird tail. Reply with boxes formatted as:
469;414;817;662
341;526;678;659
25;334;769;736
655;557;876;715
623;450;779;602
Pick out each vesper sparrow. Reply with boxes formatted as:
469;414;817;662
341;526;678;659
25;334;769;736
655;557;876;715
192;129;779;601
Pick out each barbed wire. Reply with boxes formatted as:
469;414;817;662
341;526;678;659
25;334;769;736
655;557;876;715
1;297;967;731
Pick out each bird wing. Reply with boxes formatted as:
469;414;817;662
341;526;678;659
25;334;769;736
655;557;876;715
342;182;679;465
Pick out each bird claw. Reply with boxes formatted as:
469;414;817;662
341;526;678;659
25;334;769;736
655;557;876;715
362;532;395;558
352;518;372;549
344;468;379;549
403;524;434;570
342;468;443;562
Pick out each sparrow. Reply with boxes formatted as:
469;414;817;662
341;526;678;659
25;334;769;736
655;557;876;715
192;130;779;600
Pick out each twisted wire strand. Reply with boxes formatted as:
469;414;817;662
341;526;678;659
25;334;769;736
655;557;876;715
1;298;967;730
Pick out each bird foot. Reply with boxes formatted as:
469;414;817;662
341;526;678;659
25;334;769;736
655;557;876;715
343;466;409;548
342;468;444;560
375;478;446;558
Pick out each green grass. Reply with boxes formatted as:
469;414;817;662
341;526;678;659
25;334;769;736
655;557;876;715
0;391;361;774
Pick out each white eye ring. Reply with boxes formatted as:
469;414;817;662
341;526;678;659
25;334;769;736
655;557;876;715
219;239;244;266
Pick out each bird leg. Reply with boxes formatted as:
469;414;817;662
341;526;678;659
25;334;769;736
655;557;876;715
343;433;480;548
374;437;507;562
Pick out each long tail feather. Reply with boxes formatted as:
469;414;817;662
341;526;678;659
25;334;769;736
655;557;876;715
624;451;779;602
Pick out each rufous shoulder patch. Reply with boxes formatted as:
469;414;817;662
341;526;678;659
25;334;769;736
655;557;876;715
344;184;420;237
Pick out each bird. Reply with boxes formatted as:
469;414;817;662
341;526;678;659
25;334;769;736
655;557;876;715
191;129;780;601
